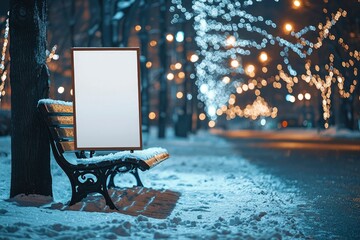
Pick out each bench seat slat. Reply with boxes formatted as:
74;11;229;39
75;147;169;170
143;152;170;169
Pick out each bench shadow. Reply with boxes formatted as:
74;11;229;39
52;187;181;219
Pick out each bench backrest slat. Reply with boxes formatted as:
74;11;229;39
53;127;74;139
39;102;76;153
57;141;76;153
44;103;73;113
49;115;73;126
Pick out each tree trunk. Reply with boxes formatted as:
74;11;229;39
158;0;168;138
9;0;51;197
139;0;150;137
99;0;113;46
120;0;140;47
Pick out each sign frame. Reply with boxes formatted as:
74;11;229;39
71;47;142;151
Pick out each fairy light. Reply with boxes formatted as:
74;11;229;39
146;61;152;68
170;0;317;120
199;113;206;120
167;73;175;81
293;0;301;8
222;96;277;120
171;1;358;127
135;25;142;31
259;52;268;62
284;23;294;32
166;33;174;42
149;112;156;120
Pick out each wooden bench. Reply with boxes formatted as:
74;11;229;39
38;99;169;210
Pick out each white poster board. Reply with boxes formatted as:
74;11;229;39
72;48;142;150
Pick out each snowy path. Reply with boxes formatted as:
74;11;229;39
0;131;318;239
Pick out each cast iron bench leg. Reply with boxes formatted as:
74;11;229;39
130;168;143;187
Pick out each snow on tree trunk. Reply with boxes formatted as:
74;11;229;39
9;0;52;197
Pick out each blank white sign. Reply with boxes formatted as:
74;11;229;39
72;48;142;150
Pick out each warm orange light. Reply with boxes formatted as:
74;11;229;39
259;52;268;62
231;59;239;68
178;72;185;78
167;73;174;80
146;61;152;68
208;120;216;128
226;36;236;46
166;34;174;42
58;86;64;94
293;0;301;8
284;23;293;32
199;113;206;120
245;64;256;77
222;76;230;84
149;40;157;47
190;54;199;62
246;64;255;74
175;63;182;69
298;93;304;101
149;112;156;120
281;120;288;128
176;91;184;99
135;25;142;31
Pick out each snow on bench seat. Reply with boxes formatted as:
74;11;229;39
67;147;169;170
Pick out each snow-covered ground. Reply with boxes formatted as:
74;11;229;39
0;129;330;239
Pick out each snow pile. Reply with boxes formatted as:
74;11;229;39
0;130;317;239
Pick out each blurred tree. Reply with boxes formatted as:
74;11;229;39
138;0;150;137
170;0;360;130
158;0;168;138
99;0;113;46
9;0;51;197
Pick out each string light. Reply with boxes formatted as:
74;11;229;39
170;0;316;120
221;96;277;120
171;1;358;128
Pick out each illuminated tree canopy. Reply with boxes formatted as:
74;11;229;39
171;0;359;128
